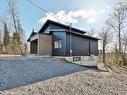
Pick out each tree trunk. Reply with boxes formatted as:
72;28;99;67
103;44;106;64
119;31;121;53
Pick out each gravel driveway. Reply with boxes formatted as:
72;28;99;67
0;57;90;91
1;71;127;95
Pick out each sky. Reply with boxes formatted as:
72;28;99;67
0;0;120;38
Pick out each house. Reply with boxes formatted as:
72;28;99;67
27;20;100;57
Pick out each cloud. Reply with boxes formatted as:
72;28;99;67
99;9;106;13
88;18;96;23
39;11;77;24
106;6;111;9
39;9;105;24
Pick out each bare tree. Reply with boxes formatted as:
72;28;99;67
121;32;127;53
7;0;18;33
106;2;127;53
7;0;26;55
87;28;95;36
99;26;112;65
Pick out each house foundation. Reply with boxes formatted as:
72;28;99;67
53;55;99;66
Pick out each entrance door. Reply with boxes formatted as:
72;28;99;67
30;39;38;54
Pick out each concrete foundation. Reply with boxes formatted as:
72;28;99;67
54;55;99;66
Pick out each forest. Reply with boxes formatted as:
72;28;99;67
0;0;27;55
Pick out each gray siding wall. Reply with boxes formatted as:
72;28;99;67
39;24;98;56
49;24;63;29
90;40;98;55
52;31;66;56
66;33;98;56
43;26;50;34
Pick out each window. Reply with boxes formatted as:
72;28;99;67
54;40;62;49
73;57;81;61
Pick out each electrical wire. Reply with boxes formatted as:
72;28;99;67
27;0;48;13
27;0;70;25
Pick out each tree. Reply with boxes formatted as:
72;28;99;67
87;28;95;36
106;2;127;53
99;26;112;65
7;0;26;55
12;32;21;54
121;32;127;53
17;19;27;55
7;0;18;33
17;19;26;45
3;22;10;53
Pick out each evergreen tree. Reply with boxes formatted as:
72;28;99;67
12;32;21;54
3;22;10;53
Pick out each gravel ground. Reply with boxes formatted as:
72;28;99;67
0;57;89;91
0;71;127;95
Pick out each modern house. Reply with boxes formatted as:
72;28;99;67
28;20;99;57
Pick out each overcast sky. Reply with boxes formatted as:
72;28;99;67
0;0;120;38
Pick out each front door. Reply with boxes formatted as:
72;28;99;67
30;39;38;54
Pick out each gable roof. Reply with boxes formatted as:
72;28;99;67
27;20;100;42
38;19;86;34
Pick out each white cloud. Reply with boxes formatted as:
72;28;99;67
39;11;77;24
106;6;111;9
99;9;106;13
88;18;96;23
39;9;105;24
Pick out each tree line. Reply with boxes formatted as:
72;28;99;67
0;0;27;55
99;1;127;67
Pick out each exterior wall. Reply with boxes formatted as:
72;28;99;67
30;23;98;56
52;31;66;56
43;24;65;34
49;24;63;29
90;40;98;55
38;34;52;56
66;33;98;56
43;26;50;34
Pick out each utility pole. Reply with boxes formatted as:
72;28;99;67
69;23;72;56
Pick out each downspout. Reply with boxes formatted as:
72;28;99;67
69;23;72;56
38;34;39;55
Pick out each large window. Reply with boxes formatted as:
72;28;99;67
54;40;62;49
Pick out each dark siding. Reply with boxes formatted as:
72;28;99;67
52;31;66;56
49;24;63;29
43;26;50;34
39;23;98;56
66;33;98;56
90;40;98;55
